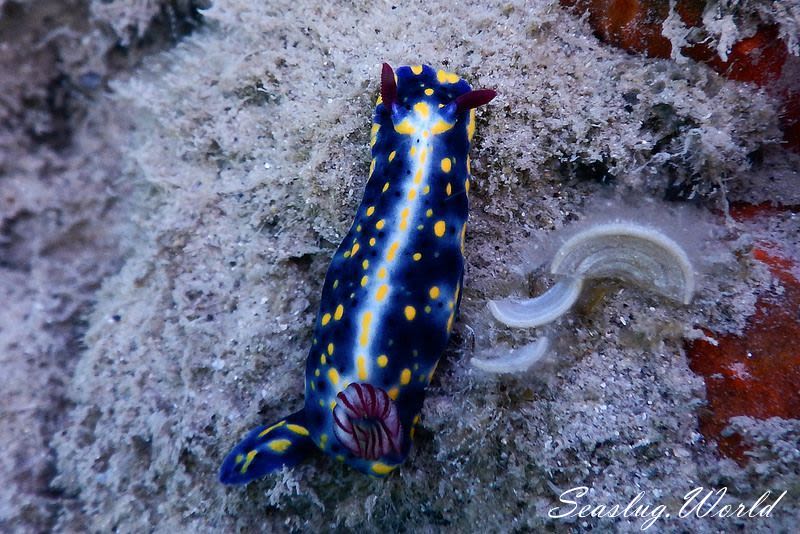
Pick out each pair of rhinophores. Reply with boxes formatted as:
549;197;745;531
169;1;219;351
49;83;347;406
219;64;496;483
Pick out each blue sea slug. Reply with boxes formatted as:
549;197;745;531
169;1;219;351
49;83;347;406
220;64;496;483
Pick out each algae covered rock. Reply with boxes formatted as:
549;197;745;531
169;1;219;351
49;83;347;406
2;0;798;532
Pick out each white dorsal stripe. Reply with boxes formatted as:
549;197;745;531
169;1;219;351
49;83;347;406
347;108;442;385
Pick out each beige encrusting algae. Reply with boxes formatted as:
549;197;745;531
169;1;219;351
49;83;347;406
1;0;799;532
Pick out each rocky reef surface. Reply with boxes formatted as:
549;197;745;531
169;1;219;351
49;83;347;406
1;0;798;531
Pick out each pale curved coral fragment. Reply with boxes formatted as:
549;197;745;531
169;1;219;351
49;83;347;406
488;277;584;328
471;337;550;373
550;222;695;304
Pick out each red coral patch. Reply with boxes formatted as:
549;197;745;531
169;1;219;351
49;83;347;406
687;209;800;463
560;1;800;151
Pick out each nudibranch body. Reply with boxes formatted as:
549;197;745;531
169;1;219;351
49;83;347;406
220;64;495;483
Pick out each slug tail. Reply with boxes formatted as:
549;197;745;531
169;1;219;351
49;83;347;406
219;409;314;485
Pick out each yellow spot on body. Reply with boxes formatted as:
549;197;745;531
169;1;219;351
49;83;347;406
449;300;455;310
410;146;417;156
376;219;385;230
314;369;320;377
377;354;388;367
369;159;375;177
357;355;367;380
343;251;351;259
328;368;339;385
446;183;452;195
266;439;292;453
434;220;446;237
333;280;339;289
360;312;373;347
465;178;470;194
429;286;440;299
320;434;328;446
371;462;395;475
319;399;325;407
376;95;382;105
422;130;429;138
467;109;476;141
361;275;368;287
417;224;424;230
388;387;399;400
366;206;375;216
424;88;434;96
376;284;389;301
362;259;369;269
404;306;416;321
387;241;399;261
328;343;334;355
334;304;344;320
400;207;410;230
412;252;422;261
370;123;380;137
431;120;454;135
420;148;428;164
461;223;467;252
258;420;286;438
321;313;331;326
441;158;452;173
410;65;423;75
369;237;376;246
408;189;417;200
410;427;416;439
286;424;309;436
330;400;336;410
235;454;243;464
413;101;430;119
414;169;423;184
437;70;460;84
400;368;412;385
356;224;362;232
382;182;389;193
350;242;360;256
320;353;327;365
240;450;258;473
447;312;455;332
394;119;416;135
426;209;433;217
378;267;387;279
388;150;396;162
423;185;430;195
413;414;421;425
424;305;432;313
